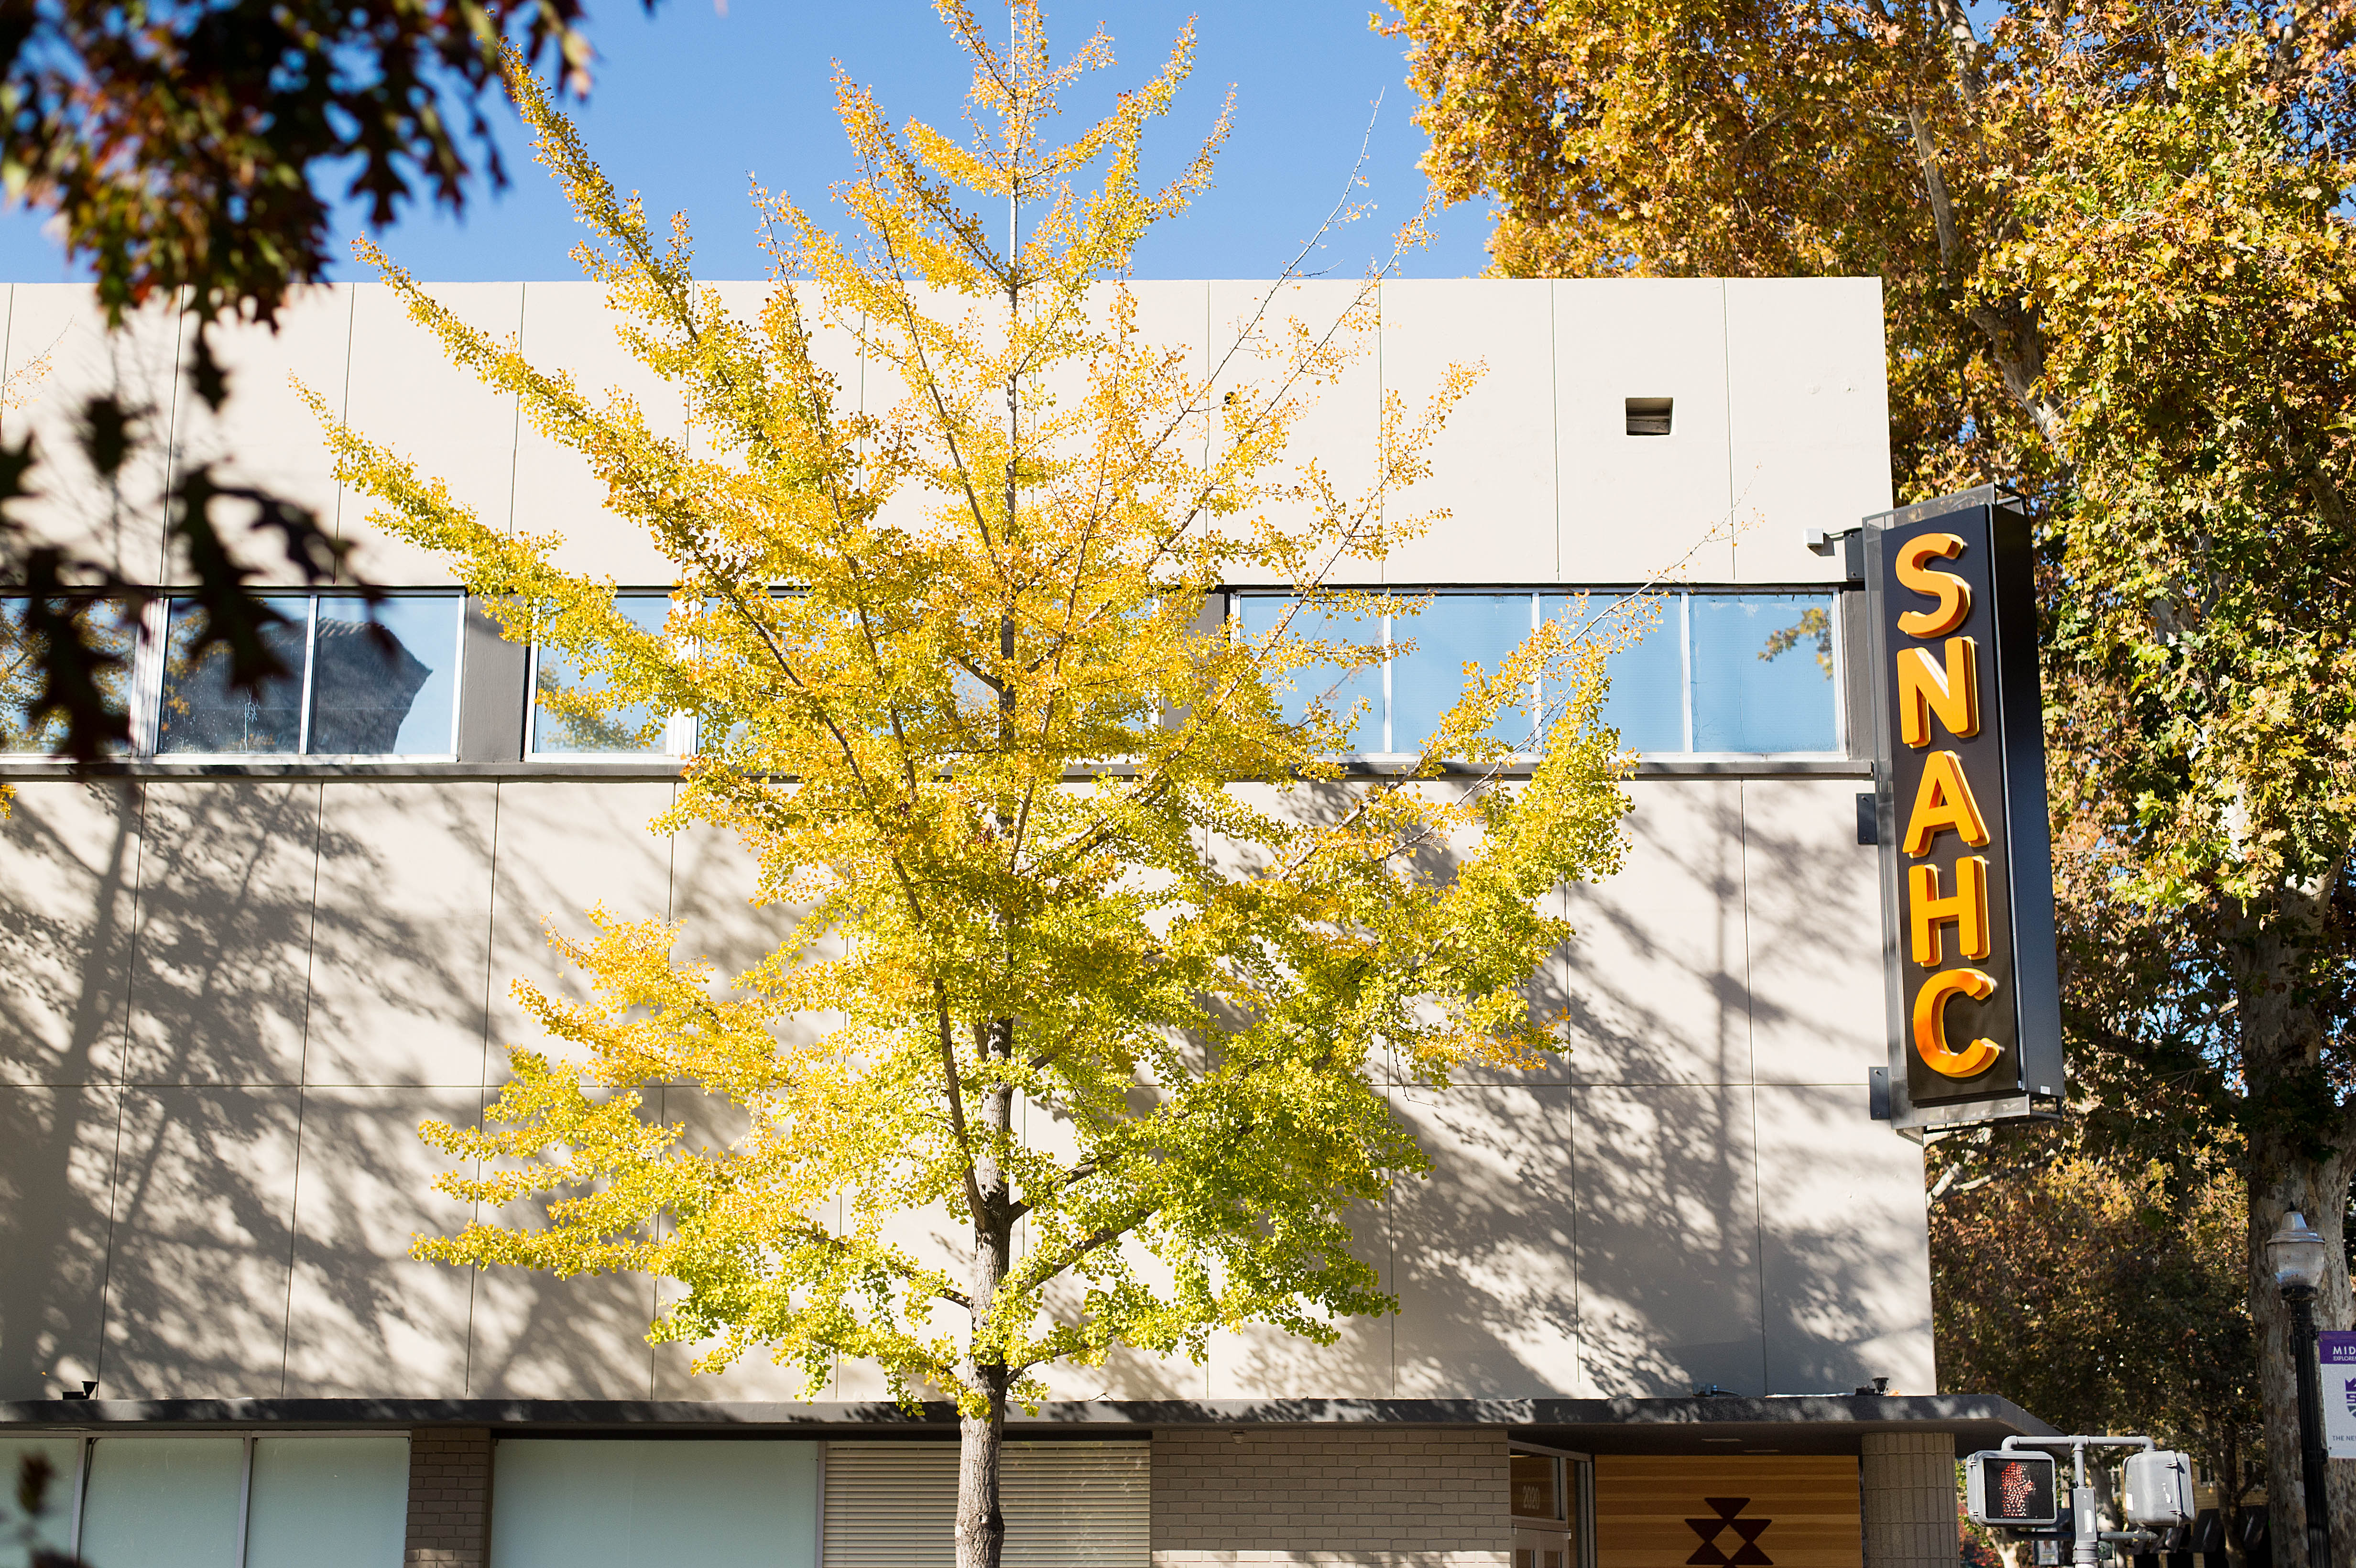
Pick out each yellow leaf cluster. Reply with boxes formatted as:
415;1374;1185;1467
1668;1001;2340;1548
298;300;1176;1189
319;3;1635;1413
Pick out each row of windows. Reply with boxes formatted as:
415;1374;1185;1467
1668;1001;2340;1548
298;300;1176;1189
1237;590;1840;756
0;1434;1139;1568
0;590;697;761
2;1433;1584;1568
0;588;1842;762
1;1432;409;1568
0;593;466;760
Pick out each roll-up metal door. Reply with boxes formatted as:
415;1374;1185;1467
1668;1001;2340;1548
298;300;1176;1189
822;1442;1148;1568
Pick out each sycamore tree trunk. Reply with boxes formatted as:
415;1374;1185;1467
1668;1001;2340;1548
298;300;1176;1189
2236;909;2356;1568
955;1019;1017;1568
1960;247;2356;1561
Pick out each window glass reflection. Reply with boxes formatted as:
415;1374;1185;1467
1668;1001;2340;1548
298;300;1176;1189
1511;1452;1560;1519
1;597;139;754
1235;595;1384;747
158;596;311;755
532;593;672;754
1391;594;1534;751
1231;588;1842;759
79;1436;247;1568
1548;595;1683;755
309;596;459;755
1689;592;1838;752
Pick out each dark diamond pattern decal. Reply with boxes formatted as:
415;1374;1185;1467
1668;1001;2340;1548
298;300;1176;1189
1684;1497;1773;1568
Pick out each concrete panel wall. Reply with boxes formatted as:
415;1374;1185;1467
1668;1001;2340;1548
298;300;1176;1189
482;780;676;1066
305;782;498;1087
1575;1083;1766;1398
180;288;359;583
100;1085;304;1397
0;1084;119;1393
0;777;722;1401
120;781;323;1086
1561;780;1751;1086
0;768;1926;1403
0;277;1888;591
280;1085;479;1397
0;782;142;1086
1755;1087;1936;1397
1555;280;1735;583
512;281;684;584
1741;780;1883;1087
1391;1086;1581;1397
340;283;522;585
1381;281;1557;583
1724;278;1892;585
1203;1199;1395;1401
0;288;180;579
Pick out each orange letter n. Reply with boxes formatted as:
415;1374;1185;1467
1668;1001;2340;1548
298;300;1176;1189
1897;636;1980;748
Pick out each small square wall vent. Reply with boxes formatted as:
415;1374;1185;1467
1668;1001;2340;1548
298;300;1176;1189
1625;396;1673;436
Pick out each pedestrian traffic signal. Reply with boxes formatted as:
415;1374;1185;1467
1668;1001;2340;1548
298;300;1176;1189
1965;1451;2060;1526
2120;1451;2195;1527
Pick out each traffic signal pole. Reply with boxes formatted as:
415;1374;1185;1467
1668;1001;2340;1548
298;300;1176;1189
2070;1447;2100;1568
1996;1434;2169;1568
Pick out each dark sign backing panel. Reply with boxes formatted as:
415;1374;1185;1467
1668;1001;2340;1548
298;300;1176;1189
1865;487;2065;1132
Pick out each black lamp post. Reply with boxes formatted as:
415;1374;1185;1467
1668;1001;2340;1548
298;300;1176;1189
2268;1211;2334;1568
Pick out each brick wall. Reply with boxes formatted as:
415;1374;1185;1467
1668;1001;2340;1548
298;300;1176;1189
1150;1426;1511;1568
404;1426;495;1568
1859;1432;1958;1568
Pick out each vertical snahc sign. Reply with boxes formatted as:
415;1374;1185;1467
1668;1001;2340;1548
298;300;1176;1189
1865;488;2066;1131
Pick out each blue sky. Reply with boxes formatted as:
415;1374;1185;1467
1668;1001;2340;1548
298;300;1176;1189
0;1;1499;285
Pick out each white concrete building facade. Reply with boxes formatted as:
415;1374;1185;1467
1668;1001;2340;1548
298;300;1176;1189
0;278;2044;1568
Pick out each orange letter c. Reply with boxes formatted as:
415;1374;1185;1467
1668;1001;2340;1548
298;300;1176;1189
1913;967;2004;1079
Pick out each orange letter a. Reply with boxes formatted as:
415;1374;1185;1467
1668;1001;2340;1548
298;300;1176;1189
1902;751;1990;856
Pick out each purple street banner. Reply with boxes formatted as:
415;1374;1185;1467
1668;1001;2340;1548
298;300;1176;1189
2321;1330;2356;1460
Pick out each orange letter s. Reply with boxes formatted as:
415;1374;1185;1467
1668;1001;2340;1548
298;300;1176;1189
1896;533;1972;637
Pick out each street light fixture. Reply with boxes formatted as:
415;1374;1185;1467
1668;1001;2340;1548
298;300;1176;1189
2266;1211;2334;1568
2272;1211;2328;1292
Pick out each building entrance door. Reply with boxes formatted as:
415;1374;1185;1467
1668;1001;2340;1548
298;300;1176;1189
1509;1445;1593;1568
1513;1524;1571;1568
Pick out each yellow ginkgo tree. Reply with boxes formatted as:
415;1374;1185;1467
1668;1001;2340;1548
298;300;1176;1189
313;5;1634;1563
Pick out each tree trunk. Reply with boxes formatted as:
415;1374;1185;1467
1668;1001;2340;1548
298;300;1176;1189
957;1382;1008;1568
2222;1419;2252;1568
955;1026;1017;1568
2237;910;2356;1568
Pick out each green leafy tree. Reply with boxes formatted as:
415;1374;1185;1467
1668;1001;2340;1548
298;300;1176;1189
312;9;1637;1567
1383;0;2356;1537
1931;1138;2265;1546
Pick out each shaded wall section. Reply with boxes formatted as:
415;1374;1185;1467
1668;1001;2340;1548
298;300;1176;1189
0;778;688;1402
0;772;1931;1404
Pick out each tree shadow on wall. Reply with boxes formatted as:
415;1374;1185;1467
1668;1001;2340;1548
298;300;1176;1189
1555;781;1752;1086
0;778;661;1402
1380;782;1898;1400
